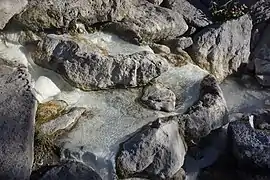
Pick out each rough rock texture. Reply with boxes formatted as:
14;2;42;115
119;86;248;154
150;43;171;54
12;0;131;31
0;0;28;29
228;110;270;170
102;1;188;43
189;15;252;81
250;24;270;86
39;161;102;180
250;0;270;24
32;35;169;90
40;107;86;135
147;0;163;5
163;0;212;28
141;83;176;112
0;65;36;179
182;75;228;143
162;37;193;53
116;117;186;179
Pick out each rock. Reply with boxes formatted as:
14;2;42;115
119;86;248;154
228;110;270;170
102;1;188;43
251;24;270;86
250;0;270;24
160;49;193;67
12;0;131;32
189;15;252;81
0;0;28;29
163;0;212;28
181;75;228;143
36;100;68;123
39;161;102;180
116;117;187;179
33;76;61;102
147;0;163;5
162;37;193;53
150;43;171;54
170;168;186;180
39;107;86;135
141;83;176;112
0;65;36;179
32;34;169;90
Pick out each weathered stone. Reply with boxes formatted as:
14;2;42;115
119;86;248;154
0;0;28;29
251;24;270;86
141;83;176;112
147;0;163;5
163;0;212;28
181;75;228;143
150;43;171;54
162;37;193;53
228;110;270;170
116;117;186;179
102;1;188;43
39;161;102;180
36;100;68;124
0;65;36;179
39;107;86;135
160;50;193;67
12;0;131;32
31;34;169;90
189;15;252;81
250;0;270;24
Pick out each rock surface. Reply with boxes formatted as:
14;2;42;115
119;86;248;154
182;75;228;143
250;0;270;24
102;1;188;43
251;24;270;86
0;65;36;179
116;117;186;179
228;110;270;170
39;161;102;180
31;34;168;90
0;0;28;29
189;15;252;81
39;107;86;135
141;83;176;112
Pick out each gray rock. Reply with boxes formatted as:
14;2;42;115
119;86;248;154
39;107;86;135
162;37;193;53
181;75;228;143
163;0;212;28
147;0;163;5
0;65;36;179
13;0;131;31
31;35;169;90
116;117;187;179
228;110;270;170
0;0;28;29
141;83;176;112
251;24;270;86
150;43;171;54
250;0;270;24
102;1;188;43
39;161;102;180
189;15;252;82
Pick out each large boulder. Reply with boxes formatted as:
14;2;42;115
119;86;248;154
250;24;270;86
189;14;252;82
39;161;102;180
116;117;187;179
0;0;28;29
162;0;212;28
102;1;188;43
0;65;36;179
31;33;169;90
12;0;131;31
181;75;228;143
228;110;270;170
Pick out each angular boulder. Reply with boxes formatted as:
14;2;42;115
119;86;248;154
228;110;270;170
116;117;187;179
181;75;228;143
31;34;169;90
189;15;252;82
0;0;28;29
39;161;102;180
0;65;36;179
